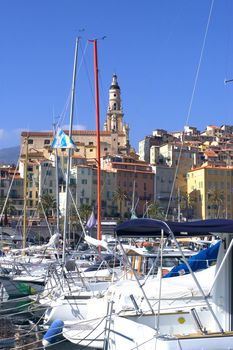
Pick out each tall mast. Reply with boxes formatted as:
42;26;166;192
53;123;60;234
23;137;28;250
92;39;101;241
62;38;79;264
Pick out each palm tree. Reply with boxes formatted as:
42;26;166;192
0;199;16;226
207;189;224;218
180;192;197;220
113;187;128;220
146;201;164;220
79;204;92;223
68;203;93;244
40;193;57;219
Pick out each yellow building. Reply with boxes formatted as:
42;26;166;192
187;166;233;219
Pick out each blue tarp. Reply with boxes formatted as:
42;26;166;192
163;240;221;278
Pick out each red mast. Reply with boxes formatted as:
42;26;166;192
91;39;101;241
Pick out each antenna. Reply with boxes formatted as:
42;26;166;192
224;78;233;85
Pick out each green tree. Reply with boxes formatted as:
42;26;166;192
113;187;128;220
40;193;57;218
207;189;224;218
68;203;93;243
146;201;164;220
180;192;197;220
79;204;92;223
0;199;16;226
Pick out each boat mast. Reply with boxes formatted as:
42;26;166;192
91;39;101;241
23;136;28;250
53;123;60;235
62;38;79;264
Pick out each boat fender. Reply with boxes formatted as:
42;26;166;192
42;319;64;347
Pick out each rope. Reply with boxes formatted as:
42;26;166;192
165;0;215;219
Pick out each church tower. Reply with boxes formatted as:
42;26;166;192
104;74;130;155
104;74;124;132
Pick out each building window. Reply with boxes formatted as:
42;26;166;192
90;149;93;152
89;142;94;145
104;148;108;151
28;139;33;144
44;139;50;145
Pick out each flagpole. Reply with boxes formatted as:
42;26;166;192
62;38;79;264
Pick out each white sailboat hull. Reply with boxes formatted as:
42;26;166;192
107;316;233;350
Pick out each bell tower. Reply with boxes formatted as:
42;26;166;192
104;74;123;132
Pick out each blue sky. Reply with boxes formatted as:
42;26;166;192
1;0;233;150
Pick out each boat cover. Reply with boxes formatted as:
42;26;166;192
115;218;233;237
163;240;221;277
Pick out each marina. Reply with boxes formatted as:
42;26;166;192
1;1;233;349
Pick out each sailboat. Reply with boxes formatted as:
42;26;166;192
102;218;233;350
59;220;219;348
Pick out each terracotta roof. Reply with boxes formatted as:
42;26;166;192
21;130;126;137
112;161;151;168
115;168;154;175
204;150;218;157
72;155;84;159
207;125;219;129
189;165;233;173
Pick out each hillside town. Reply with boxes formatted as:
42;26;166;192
1;74;233;242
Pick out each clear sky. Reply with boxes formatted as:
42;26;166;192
1;0;233;150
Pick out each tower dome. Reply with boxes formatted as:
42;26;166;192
110;74;120;90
